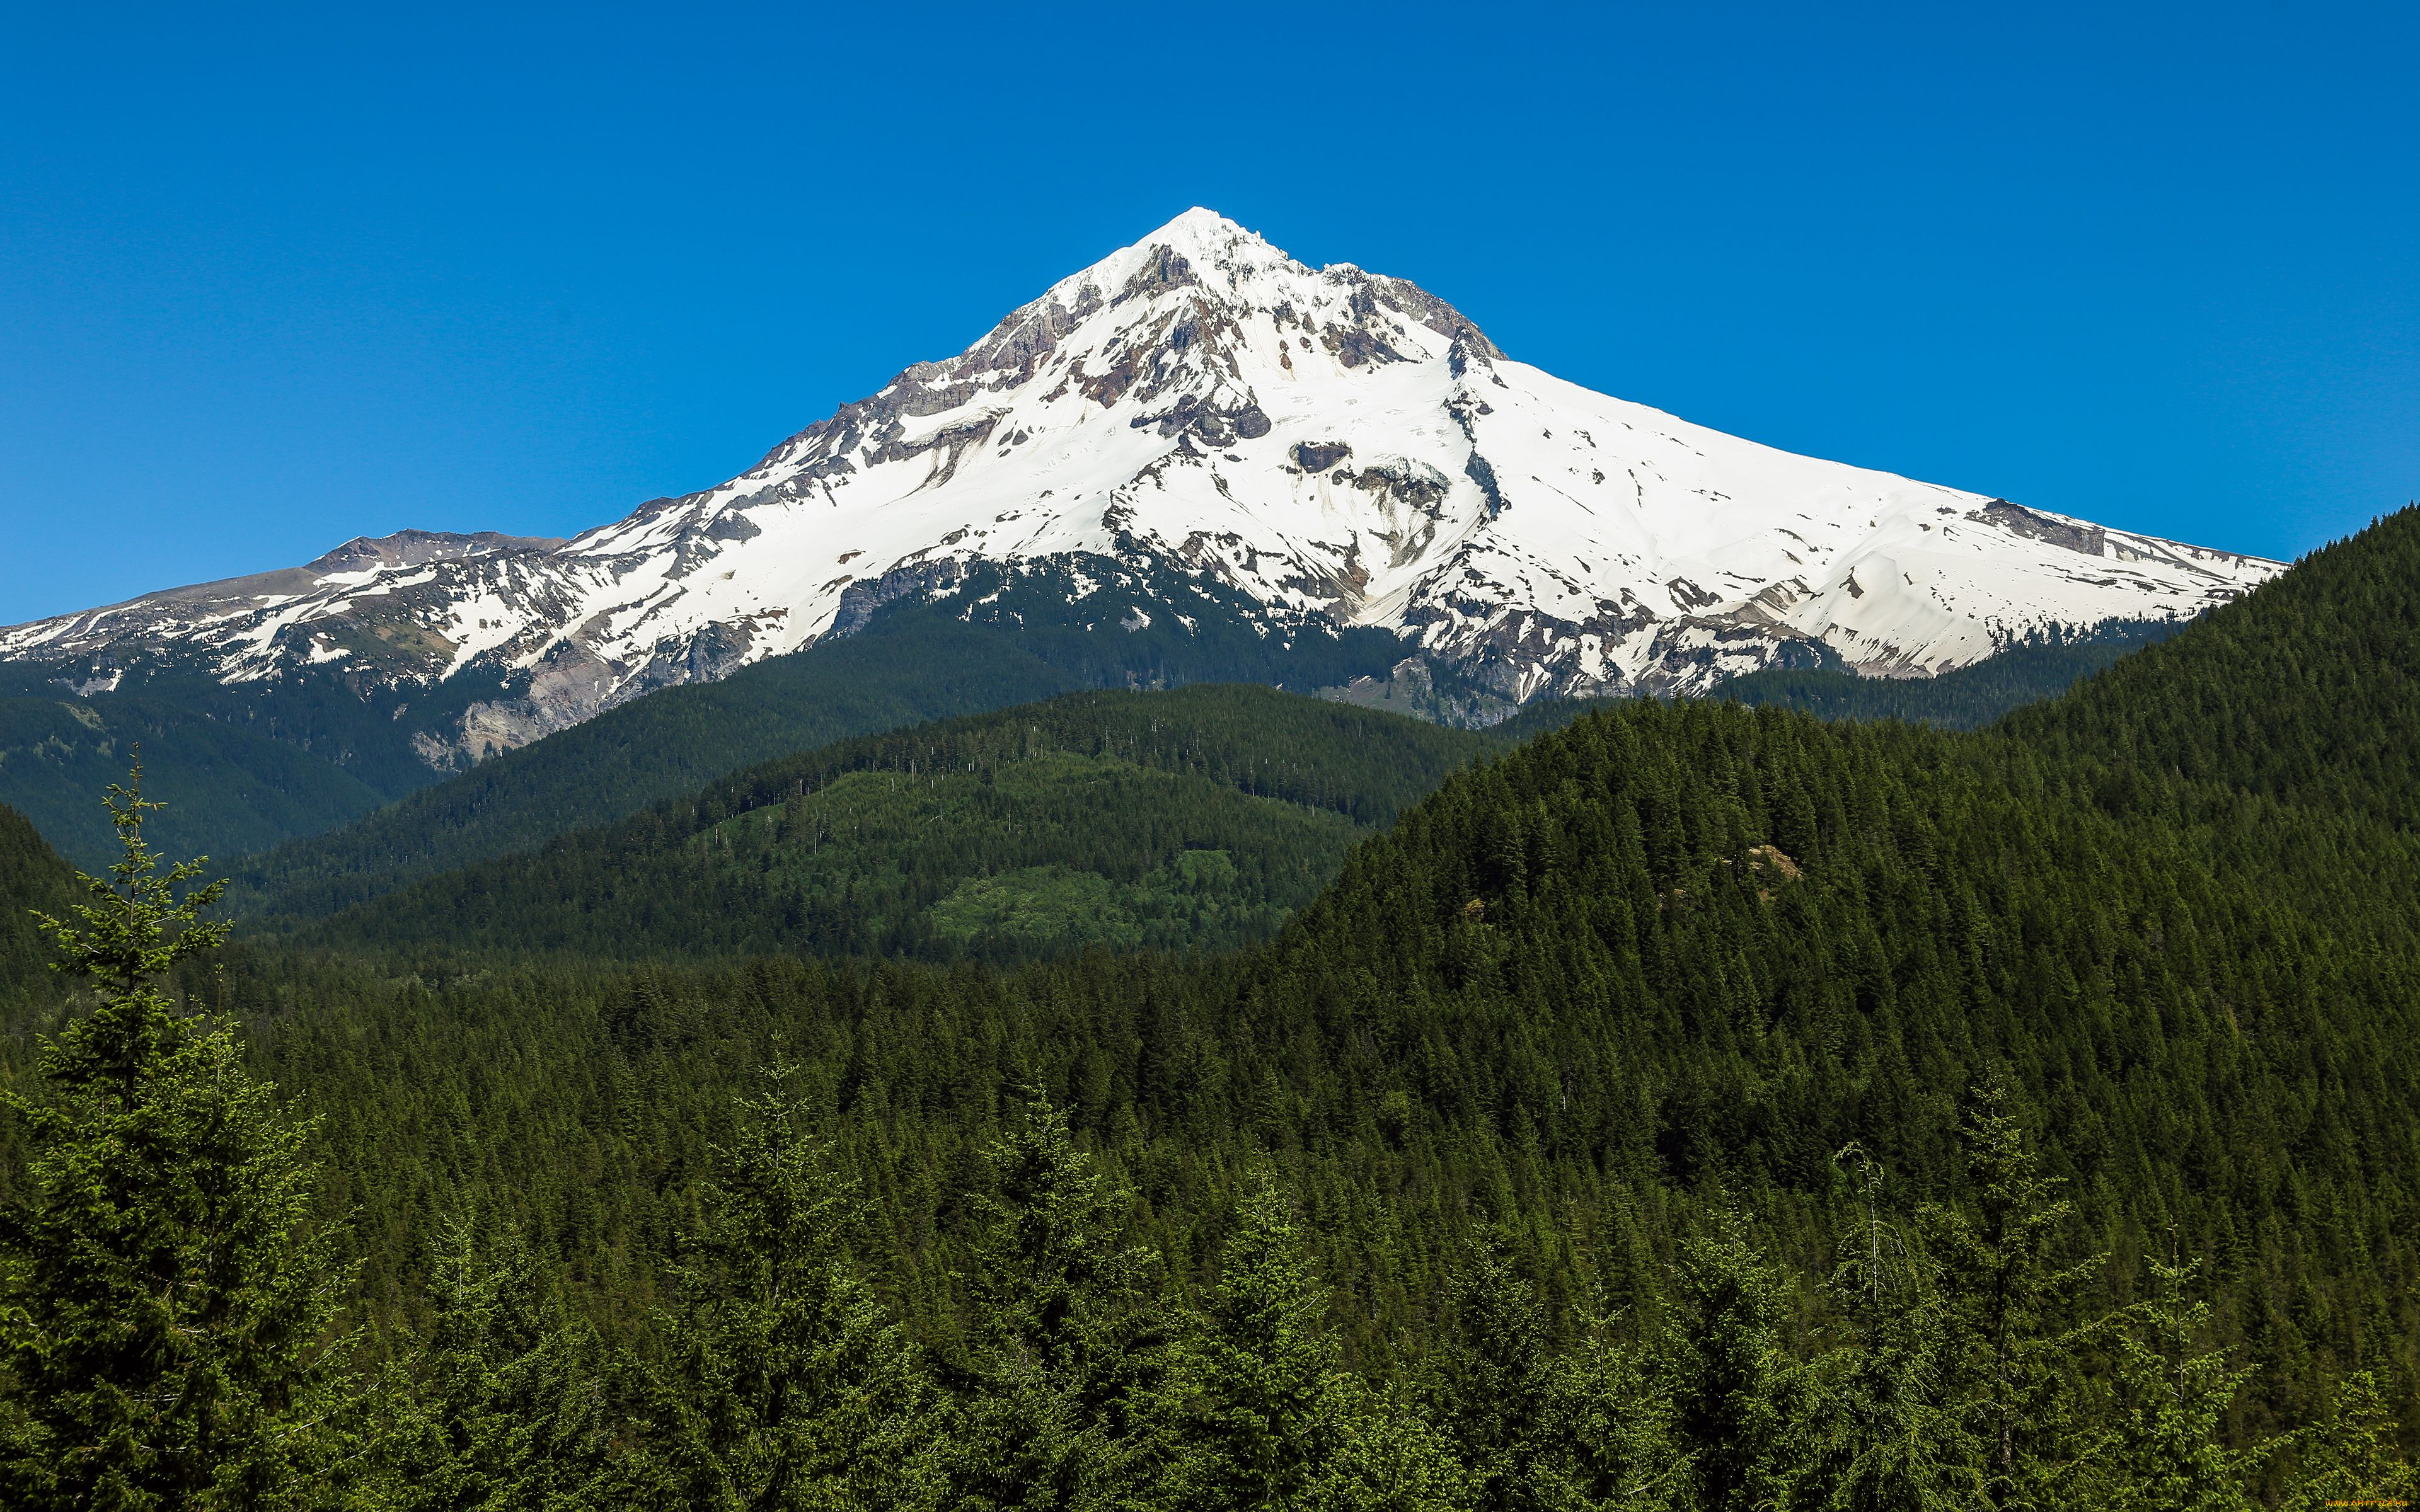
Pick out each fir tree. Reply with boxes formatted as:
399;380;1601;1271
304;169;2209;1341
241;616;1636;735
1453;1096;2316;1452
943;1090;1175;1510
1164;1179;1350;1508
0;765;364;1509
1918;1084;2101;1511
612;1060;933;1510
2090;1249;2267;1512
373;1214;609;1511
1434;1235;1578;1512
2291;1371;2416;1506
1799;1146;1966;1511
1654;1217;1809;1512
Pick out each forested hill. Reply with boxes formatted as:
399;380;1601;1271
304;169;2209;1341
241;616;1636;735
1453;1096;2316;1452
225;574;1412;927
1489;616;2184;742
289;685;1495;962
0;696;393;871
2002;504;2420;823
0;801;74;1015
225;617;1081;924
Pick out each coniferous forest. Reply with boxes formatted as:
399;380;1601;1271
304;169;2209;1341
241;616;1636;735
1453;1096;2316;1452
3;510;2419;1508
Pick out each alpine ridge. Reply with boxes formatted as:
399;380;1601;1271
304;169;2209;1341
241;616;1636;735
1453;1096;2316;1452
1;209;2280;767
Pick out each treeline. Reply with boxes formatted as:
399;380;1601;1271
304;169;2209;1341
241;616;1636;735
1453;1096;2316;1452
6;510;2419;1505
228;563;1411;925
1492;619;2185;743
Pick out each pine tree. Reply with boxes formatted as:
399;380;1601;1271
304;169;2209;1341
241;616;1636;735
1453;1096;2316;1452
1653;1217;1809;1511
2291;1370;2416;1506
612;1060;933;1510
1800;1145;1966;1512
1434;1235;1575;1512
2090;1249;2266;1512
0;765;364;1509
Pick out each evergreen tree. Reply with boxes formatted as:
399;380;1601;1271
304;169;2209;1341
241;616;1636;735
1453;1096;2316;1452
0;767;364;1509
1164;1179;1351;1508
1918;1085;2100;1511
373;1214;609;1511
2089;1250;2266;1512
1556;1302;1683;1511
1435;1237;1577;1512
1307;1395;1476;1512
2291;1371;2416;1507
1653;1218;1809;1511
943;1090;1175;1510
1798;1147;1964;1511
612;1060;933;1509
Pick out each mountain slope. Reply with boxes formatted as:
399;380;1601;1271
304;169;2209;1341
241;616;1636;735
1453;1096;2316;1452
0;801;76;1020
2001;503;2420;823
1489;617;2187;741
291;685;1495;961
232;595;1409;922
0;696;390;871
3;210;2278;781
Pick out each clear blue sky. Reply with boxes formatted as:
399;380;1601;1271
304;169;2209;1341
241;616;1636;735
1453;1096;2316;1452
3;1;2414;624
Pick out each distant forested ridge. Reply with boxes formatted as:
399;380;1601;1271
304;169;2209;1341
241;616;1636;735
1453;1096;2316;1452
1492;616;2186;742
291;685;1494;962
226;575;1411;925
0;801;73;1012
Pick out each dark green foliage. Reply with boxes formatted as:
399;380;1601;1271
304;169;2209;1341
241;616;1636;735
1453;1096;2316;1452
230;572;1416;927
230;617;1090;925
0;773;364;1509
0;697;390;871
374;1215;611;1511
292;685;1492;963
940;1092;1178;1509
1918;1084;2100;1509
1164;1181;1354;1507
0;801;76;1016
0;653;510;810
610;1064;933;1509
2089;1252;2274;1511
1716;619;2186;731
1490;617;2184;743
2003;506;2420;823
9;513;2420;1499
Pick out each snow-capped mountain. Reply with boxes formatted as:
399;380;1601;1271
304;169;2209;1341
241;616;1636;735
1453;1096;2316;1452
2;209;2279;764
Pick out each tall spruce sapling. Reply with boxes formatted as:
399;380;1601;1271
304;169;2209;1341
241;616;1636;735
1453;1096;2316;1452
1802;1145;1968;1512
374;1213;610;1511
0;763;365;1509
943;1089;1177;1511
1917;1083;2104;1511
1164;1178;1349;1508
1434;1235;1577;1512
2090;1245;2271;1512
2291;1370;2416;1505
613;1058;933;1510
1652;1215;1809;1510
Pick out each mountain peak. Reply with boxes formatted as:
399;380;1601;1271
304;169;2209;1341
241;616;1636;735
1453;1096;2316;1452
0;213;2285;769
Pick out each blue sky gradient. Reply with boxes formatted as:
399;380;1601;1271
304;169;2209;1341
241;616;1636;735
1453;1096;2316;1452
2;1;2413;622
